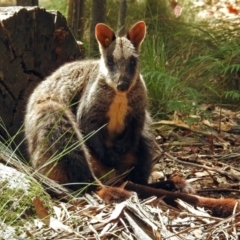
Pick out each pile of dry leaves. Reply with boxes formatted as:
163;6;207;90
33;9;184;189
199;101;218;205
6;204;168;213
19;106;240;239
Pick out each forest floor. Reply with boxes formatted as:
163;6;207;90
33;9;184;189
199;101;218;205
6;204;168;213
19;105;240;240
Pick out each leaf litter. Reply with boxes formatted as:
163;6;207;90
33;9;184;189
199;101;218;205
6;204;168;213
25;108;240;239
1;107;240;239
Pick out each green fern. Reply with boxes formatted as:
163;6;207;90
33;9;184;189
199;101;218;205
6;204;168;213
224;90;240;101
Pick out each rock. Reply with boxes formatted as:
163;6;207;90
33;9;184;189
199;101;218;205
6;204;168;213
0;162;52;238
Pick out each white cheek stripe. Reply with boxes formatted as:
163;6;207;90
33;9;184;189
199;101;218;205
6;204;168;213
87;79;98;103
139;74;147;90
99;57;108;77
99;57;117;91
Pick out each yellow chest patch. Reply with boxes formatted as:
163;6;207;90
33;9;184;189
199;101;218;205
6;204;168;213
107;93;129;135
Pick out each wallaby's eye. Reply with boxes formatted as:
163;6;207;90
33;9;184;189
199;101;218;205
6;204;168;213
127;57;137;76
130;57;137;66
106;56;114;67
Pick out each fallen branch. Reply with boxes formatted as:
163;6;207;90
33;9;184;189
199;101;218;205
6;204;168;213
164;152;240;181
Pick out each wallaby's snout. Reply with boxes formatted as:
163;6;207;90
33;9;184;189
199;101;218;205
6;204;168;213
117;79;130;92
116;54;139;92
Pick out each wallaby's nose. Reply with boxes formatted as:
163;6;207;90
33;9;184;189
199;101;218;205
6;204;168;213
117;81;129;92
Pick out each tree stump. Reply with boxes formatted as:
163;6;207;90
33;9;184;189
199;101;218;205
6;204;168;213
0;7;84;157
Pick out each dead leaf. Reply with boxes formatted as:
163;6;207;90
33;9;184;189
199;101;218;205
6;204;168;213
49;216;73;233
176;199;213;222
104;201;127;223
124;211;153;240
32;197;73;233
32;197;50;225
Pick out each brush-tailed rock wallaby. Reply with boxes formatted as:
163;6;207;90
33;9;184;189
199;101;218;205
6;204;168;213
25;21;154;193
24;21;240;217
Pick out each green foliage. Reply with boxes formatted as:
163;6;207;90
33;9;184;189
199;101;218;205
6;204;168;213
40;0;240;119
224;90;240;101
141;0;240;118
141;12;202;118
40;0;68;17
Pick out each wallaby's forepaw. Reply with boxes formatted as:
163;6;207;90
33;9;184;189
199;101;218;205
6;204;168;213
97;187;132;203
148;176;195;193
170;176;196;194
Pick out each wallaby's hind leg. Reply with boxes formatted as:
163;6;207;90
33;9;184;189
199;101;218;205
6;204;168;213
25;101;94;191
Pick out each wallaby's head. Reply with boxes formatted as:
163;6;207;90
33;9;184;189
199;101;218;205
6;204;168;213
95;21;146;92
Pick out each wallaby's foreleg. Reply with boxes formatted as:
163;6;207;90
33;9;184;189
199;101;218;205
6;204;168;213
127;135;153;185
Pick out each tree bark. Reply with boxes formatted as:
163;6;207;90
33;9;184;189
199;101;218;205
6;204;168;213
0;7;84;157
89;0;106;57
117;0;127;36
67;0;85;40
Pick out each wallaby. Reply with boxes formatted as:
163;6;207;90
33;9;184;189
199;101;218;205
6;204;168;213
25;21;153;192
25;21;240;217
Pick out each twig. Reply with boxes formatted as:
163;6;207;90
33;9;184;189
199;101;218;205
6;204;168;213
197;188;240;193
153;120;218;137
232;202;238;239
205;169;219;186
164;152;240;181
162;142;225;148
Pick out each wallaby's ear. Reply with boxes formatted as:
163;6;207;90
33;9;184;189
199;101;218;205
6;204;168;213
127;21;146;49
95;23;116;48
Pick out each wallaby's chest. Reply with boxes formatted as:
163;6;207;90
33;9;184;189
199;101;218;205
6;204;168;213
107;93;129;134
